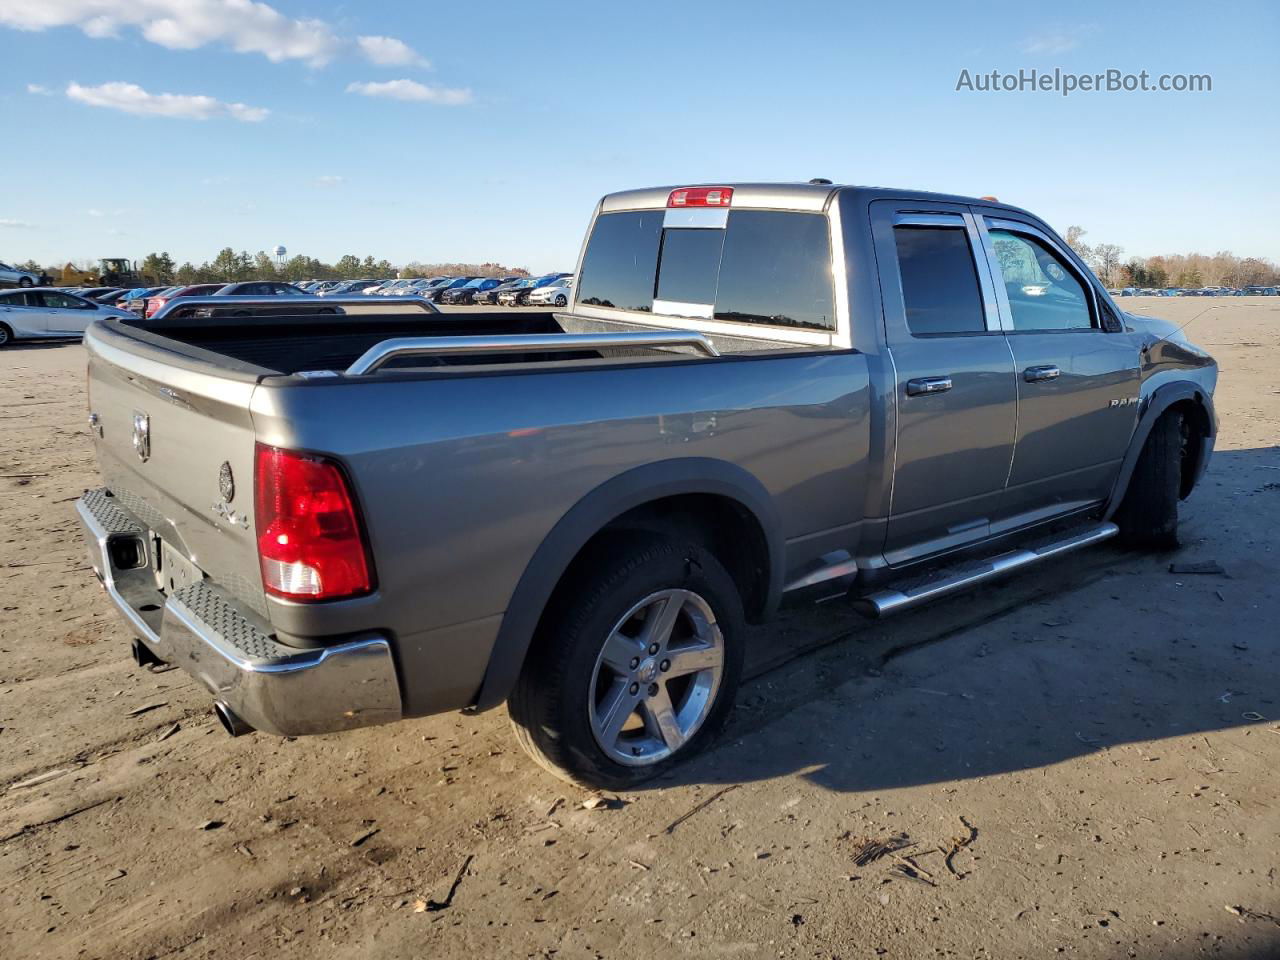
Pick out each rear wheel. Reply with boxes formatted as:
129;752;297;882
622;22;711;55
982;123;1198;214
508;536;744;788
1115;410;1185;549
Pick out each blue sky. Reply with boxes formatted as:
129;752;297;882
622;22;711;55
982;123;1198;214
1;0;1276;273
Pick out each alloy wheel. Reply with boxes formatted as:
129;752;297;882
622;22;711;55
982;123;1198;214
588;588;725;766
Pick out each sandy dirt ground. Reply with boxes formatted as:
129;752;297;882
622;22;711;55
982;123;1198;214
1;298;1278;960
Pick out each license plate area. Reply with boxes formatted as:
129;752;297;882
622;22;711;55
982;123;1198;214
155;538;204;595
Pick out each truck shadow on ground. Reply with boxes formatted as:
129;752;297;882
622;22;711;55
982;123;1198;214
649;446;1280;796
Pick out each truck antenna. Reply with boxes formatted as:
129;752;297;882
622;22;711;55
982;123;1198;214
1142;303;1223;351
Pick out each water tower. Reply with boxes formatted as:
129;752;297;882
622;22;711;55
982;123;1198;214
273;244;287;267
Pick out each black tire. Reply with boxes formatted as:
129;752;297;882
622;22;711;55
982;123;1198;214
554;294;567;307
0;323;12;347
18;277;32;288
1115;410;1184;549
508;536;745;788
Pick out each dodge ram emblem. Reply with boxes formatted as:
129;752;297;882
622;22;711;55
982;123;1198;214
218;461;235;503
132;412;150;462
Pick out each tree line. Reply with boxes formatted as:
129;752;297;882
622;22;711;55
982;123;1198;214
16;251;532;285
148;250;532;285
1064;227;1280;289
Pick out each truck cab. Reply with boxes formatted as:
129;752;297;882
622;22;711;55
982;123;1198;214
568;183;1211;572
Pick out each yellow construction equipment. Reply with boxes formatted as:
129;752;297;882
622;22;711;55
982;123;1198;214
58;258;154;288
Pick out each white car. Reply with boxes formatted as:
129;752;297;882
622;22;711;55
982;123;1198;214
526;276;574;307
0;261;41;288
0;288;132;346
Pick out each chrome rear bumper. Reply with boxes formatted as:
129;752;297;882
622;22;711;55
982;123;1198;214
76;487;402;736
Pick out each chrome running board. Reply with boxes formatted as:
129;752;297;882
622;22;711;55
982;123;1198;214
851;522;1119;619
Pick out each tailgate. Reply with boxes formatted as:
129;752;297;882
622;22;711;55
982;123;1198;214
85;324;268;617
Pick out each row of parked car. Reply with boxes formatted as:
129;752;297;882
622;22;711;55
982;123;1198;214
49;273;579;320
0;271;581;346
294;273;576;307
1111;285;1280;297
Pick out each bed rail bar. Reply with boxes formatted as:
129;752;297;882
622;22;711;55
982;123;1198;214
149;295;439;320
344;331;720;375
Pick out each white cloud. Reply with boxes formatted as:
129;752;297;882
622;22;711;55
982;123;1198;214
0;2;436;71
345;79;471;106
1020;25;1097;55
87;208;105;217
26;83;52;95
356;35;427;68
314;175;345;186
0;218;35;228
0;0;346;66
67;81;269;122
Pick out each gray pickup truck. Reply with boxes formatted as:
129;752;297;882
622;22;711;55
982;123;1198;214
76;182;1217;787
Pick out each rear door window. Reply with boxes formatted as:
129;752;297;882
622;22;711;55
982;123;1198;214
893;226;987;335
38;292;81;309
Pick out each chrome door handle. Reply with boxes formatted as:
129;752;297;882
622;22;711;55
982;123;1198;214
1024;365;1061;383
905;376;953;396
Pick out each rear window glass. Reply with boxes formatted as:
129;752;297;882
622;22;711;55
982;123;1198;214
714;211;834;330
656;228;724;304
893;226;986;335
576;211;662;311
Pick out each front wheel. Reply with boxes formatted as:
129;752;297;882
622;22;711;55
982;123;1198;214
508;537;744;788
1115;410;1185;549
18;277;32;288
0;323;12;347
554;294;567;307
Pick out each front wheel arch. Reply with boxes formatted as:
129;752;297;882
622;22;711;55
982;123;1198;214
1104;382;1215;519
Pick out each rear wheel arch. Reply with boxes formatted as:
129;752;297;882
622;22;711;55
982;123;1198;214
470;459;784;713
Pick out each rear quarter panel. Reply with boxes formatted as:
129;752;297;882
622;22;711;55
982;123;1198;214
251;353;871;704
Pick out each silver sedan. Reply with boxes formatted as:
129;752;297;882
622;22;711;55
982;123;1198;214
0;288;133;346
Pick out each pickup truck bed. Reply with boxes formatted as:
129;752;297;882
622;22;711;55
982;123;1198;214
120;310;790;377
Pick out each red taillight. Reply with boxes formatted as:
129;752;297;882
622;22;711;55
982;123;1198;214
254;444;373;602
147;298;167;317
668;186;734;208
